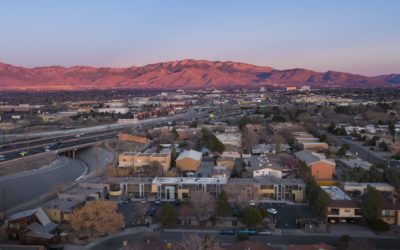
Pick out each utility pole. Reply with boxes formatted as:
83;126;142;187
2;188;6;221
96;143;99;177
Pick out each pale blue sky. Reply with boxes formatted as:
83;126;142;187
0;0;399;75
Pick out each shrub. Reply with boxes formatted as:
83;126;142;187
368;219;390;232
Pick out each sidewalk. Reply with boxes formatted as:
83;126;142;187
64;226;154;250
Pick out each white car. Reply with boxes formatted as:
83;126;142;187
249;200;256;206
258;230;272;236
267;208;278;215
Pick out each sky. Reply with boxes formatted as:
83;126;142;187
0;0;399;76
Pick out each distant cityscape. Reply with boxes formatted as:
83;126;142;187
0;86;399;249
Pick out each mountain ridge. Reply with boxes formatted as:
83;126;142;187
0;59;397;90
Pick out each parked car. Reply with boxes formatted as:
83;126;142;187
0;155;6;161
239;229;257;235
219;229;236;235
146;207;157;217
249;200;256;206
155;199;161;205
258;230;272;236
174;199;181;205
267;208;278;215
19;151;28;157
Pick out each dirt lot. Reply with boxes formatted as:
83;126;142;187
108;140;143;154
0;152;58;176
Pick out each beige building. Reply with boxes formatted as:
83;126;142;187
322;186;362;223
118;150;171;173
175;150;202;172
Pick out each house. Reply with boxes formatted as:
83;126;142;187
381;193;400;225
247;155;292;179
295;150;335;180
211;165;231;178
175;150;202;172
216;133;242;147
6;208;59;246
337;157;372;171
299;142;329;151
216;157;236;171
251;143;291;154
321;186;362;223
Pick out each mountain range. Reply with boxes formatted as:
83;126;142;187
0;59;398;91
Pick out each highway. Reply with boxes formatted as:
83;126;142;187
0;109;209;162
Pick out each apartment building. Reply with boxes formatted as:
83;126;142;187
118;150;172;173
152;177;228;200
321;186;362;223
295;150;335;180
341;182;395;194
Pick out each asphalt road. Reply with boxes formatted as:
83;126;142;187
337;137;388;166
0;157;85;211
89;230;400;250
0;109;208;162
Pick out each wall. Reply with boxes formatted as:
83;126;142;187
118;133;149;144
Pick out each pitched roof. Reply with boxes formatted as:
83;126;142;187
176;149;202;161
295;150;334;166
7;207;51;226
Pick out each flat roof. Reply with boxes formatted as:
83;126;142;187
321;186;351;201
343;182;394;188
42;198;83;211
153;176;228;185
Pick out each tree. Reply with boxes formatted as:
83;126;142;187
271;134;285;153
145;161;164;177
71;200;124;236
239;207;263;227
160;203;178;226
238;115;251;130
336;144;349;156
378;141;388;151
362;186;384;222
216;191;230;215
298;162;311;181
171;128;179;141
178;234;223;250
389;122;396;143
305;177;329;217
190;191;217;218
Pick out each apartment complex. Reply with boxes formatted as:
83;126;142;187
118;150;172;173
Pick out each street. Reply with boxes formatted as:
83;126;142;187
87;229;400;250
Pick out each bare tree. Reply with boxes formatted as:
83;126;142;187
189;191;216;218
223;182;258;208
271;134;285;153
177;234;223;250
71;200;124;236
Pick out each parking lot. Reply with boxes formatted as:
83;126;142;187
260;202;316;229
